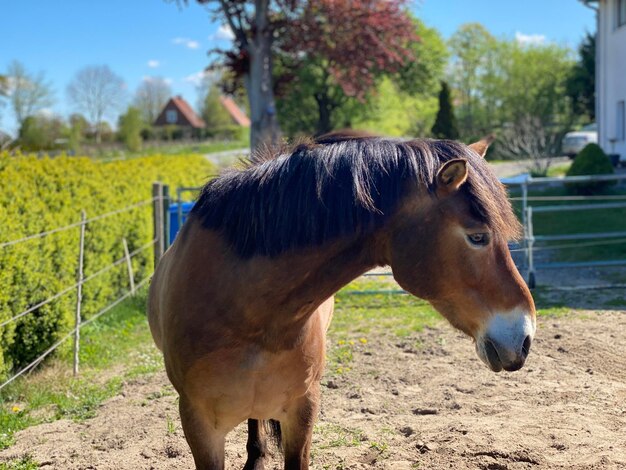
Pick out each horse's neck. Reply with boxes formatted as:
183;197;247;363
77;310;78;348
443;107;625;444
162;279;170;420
230;234;381;322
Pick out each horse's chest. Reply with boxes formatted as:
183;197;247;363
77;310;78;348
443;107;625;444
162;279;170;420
196;345;322;422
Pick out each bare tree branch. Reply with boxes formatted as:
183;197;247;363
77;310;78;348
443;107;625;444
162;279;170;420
6;61;55;128
67;65;126;144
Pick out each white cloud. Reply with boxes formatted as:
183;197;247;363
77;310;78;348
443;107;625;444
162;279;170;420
211;24;235;41
184;70;211;86
172;37;200;49
147;60;160;68
515;31;546;46
142;76;173;86
36;108;54;117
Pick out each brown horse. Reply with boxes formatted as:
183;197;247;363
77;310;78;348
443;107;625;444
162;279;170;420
148;134;535;470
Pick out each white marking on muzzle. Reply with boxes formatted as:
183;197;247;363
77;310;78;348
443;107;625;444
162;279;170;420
486;310;535;348
475;309;536;371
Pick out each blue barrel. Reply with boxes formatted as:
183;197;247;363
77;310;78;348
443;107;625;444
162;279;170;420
169;201;196;244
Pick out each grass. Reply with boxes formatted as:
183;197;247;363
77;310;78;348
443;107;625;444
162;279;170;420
94;138;249;162
324;278;441;375
0;289;162;450
546;162;572;177
315;423;365;449
0;455;39;470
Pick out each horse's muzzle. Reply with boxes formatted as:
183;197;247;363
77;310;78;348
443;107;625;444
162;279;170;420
482;334;532;372
476;312;535;372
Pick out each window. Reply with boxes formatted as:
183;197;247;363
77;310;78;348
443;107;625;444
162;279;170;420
166;110;178;124
617;101;625;141
618;0;626;28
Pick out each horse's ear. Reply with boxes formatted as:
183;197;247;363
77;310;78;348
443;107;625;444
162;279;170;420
436;159;468;195
468;135;495;158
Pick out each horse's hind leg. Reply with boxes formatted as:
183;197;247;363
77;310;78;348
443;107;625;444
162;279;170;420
179;396;226;470
243;419;267;470
281;383;321;470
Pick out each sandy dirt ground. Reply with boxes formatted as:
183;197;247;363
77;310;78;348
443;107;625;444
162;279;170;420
2;310;626;470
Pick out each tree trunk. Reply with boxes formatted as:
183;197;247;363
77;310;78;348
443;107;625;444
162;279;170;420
95;123;102;145
314;91;334;136
245;0;281;152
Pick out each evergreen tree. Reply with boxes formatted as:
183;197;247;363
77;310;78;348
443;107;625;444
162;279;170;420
566;32;595;121
431;81;459;139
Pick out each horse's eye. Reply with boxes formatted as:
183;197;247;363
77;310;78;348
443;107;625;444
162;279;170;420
467;233;490;246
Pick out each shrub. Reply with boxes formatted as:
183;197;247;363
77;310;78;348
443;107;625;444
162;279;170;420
566;143;614;194
0;152;215;380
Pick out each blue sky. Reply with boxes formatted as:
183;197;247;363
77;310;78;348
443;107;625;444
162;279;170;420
1;0;596;135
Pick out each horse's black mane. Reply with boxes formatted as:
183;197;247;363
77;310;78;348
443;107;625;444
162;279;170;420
191;134;518;258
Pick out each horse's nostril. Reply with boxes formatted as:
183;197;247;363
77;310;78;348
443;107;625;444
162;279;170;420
521;335;532;359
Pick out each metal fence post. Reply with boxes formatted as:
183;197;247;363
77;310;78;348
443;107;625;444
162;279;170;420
152;182;164;267
73;210;86;376
122;238;135;296
162;184;171;249
176;187;183;241
520;179;529;271
525;206;535;289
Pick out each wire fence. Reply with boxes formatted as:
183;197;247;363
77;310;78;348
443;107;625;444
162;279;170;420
2;173;626;390
0;194;165;392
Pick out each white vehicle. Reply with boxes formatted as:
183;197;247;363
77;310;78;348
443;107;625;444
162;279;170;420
562;123;598;158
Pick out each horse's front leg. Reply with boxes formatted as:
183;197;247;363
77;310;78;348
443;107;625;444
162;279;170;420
281;383;321;470
243;419;268;470
179;395;226;470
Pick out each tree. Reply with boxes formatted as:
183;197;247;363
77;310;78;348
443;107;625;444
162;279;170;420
0;75;8;122
0;75;7;94
431;81;459;139
446;23;575;165
66;65;126;144
199;83;232;130
118;106;143;152
396;18;449;98
498;115;569;176
276;0;417;135
68;113;89;152
134;77;172;124
495;41;574;172
566;32;595;121
5;60;55;128
275;15;446;138
448;23;496;139
179;0;302;149
17;114;68;151
179;0;419;147
348;77;438;138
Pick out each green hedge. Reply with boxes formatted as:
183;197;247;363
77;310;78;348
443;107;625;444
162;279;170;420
0;152;216;380
566;143;615;195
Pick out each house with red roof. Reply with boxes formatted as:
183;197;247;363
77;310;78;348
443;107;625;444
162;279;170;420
153;95;250;140
154;96;206;131
220;96;251;127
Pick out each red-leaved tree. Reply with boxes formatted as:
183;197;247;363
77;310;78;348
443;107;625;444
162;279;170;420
278;0;417;134
179;0;416;146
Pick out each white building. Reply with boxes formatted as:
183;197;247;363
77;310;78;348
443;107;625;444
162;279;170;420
585;0;626;162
